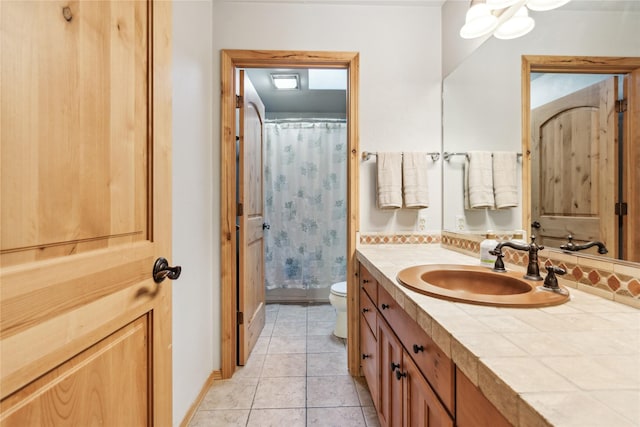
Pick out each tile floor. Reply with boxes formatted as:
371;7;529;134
189;303;380;427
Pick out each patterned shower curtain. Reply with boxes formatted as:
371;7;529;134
264;120;347;290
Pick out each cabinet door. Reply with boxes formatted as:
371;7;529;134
403;353;454;427
378;316;403;427
456;367;511;427
360;312;378;406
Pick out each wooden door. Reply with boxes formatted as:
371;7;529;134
237;71;266;365
377;316;403;427
402;353;453;427
1;1;173;425
531;77;617;257
623;69;640;262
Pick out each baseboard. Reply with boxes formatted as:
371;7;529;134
179;370;222;427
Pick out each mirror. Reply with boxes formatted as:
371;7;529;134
442;2;640;264
523;60;640;263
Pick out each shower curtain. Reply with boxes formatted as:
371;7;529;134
264;120;347;291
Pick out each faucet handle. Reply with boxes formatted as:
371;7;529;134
490;247;506;272
543;265;567;292
545;265;566;276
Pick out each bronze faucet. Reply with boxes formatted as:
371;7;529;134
560;235;608;254
489;235;544;281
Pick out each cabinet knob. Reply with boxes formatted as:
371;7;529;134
363;279;370;283
390;362;400;372
413;344;425;353
395;370;407;380
362;354;371;359
381;303;390;310
362;308;370;313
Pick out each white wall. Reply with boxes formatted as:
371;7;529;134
172;1;216;425
171;1;443;425
212;1;443;235
441;8;640;233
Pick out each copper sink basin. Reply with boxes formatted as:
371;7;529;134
396;264;570;308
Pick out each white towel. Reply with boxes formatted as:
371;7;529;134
376;152;402;209
492;151;518;209
402;152;429;208
464;151;494;209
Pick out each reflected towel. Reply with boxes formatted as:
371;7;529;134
464;151;494;209
493;151;518;209
402;152;429;208
376;152;402;209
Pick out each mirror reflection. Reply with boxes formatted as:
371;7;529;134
441;2;640;264
525;62;640;263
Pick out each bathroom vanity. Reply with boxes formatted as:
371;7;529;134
356;244;640;427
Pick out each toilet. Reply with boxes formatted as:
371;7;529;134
329;281;347;338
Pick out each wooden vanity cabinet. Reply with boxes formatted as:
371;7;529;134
358;263;512;427
359;265;454;427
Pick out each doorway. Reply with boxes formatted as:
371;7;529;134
244;68;348;304
220;50;361;379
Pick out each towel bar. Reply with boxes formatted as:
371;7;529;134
361;151;440;162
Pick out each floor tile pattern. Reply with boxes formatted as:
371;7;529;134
190;303;380;427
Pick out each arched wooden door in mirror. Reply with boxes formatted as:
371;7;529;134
523;56;640;263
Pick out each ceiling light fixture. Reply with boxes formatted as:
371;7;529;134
460;0;570;40
271;74;299;90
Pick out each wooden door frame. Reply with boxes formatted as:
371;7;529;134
521;55;640;256
220;50;360;379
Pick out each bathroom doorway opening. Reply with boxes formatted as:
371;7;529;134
243;68;348;304
220;50;361;379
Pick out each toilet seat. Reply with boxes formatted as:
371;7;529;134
330;281;347;297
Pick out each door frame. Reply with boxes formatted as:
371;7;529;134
220;50;360;379
521;55;640;259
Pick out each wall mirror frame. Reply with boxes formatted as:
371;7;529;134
522;55;640;264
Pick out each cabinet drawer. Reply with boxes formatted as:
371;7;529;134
378;284;455;414
360;286;377;336
360;265;378;304
360;313;378;406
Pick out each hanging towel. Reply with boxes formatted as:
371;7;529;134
492;151;519;209
376;152;403;209
402;152;430;208
464;151;495;209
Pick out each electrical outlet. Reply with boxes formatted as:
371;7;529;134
417;211;428;232
455;215;466;231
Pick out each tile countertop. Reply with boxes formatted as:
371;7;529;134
356;244;640;427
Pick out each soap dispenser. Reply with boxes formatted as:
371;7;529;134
480;232;498;266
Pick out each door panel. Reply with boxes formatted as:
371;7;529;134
237;71;266;365
377;316;403;427
531;77;617;257
1;1;173;424
1;316;149;426
624;69;640;262
403;353;453;427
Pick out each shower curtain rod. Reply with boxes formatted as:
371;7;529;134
265;118;347;123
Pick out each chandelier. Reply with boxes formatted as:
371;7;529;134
460;0;571;40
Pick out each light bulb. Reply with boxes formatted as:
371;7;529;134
460;3;499;39
494;6;535;39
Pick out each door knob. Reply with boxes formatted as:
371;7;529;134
263;223;271;230
153;257;182;283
